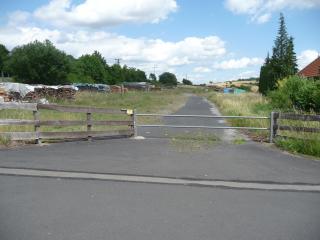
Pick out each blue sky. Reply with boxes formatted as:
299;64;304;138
0;0;319;84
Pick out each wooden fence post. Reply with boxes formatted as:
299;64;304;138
33;109;41;144
87;112;92;141
270;111;279;143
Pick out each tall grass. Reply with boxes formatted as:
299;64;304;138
204;91;320;158
205;92;272;139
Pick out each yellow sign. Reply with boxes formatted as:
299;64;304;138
126;109;133;115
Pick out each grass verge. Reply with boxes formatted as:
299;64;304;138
204;92;272;141
275;137;320;158
203;91;320;158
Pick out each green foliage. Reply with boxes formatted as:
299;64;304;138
74;52;108;84
259;13;298;94
7;40;71;85
67;73;95;84
0;135;11;146
275;137;320;158
107;64;123;84
149;73;157;81
259;55;277;94
159;72;178;86
182;78;192;85
122;65;147;83
0;43;9;74
268;89;292;110
2;41;148;85
268;76;320;112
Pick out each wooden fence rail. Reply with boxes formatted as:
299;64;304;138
271;112;320;140
0;102;134;143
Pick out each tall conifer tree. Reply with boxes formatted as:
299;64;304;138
259;13;298;94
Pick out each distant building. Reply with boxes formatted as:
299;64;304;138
298;56;320;80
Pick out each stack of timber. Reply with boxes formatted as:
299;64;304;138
35;87;76;100
0;88;10;102
111;85;127;93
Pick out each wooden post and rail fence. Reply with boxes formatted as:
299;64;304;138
270;112;320;142
0;102;134;143
0;102;319;143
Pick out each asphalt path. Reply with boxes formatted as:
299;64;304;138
138;95;239;140
1;95;320;239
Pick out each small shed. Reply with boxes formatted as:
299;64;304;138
234;88;246;94
223;87;246;94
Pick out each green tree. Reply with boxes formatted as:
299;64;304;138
259;13;298;94
75;51;108;84
259;53;277;94
285;37;298;75
182;78;192;85
7;40;70;85
149;73;157;81
0;44;9;78
159;72;178;86
107;64;124;85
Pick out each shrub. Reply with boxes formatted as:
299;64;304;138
268;76;320;113
159;72;178;86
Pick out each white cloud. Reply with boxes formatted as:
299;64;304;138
298;49;319;70
0;26;226;70
213;57;263;69
225;0;263;14
225;0;320;23
193;67;212;73
34;0;178;27
256;13;271;23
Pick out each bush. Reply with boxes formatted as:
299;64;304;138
182;78;192;85
268;76;320;113
159;72;178;86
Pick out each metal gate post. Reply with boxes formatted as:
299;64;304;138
133;109;138;137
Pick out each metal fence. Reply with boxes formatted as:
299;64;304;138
134;111;272;141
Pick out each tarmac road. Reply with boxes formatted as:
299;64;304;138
0;95;320;239
1;176;320;240
138;95;239;140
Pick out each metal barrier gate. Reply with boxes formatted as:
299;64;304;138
133;111;275;142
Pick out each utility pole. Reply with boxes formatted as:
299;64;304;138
153;64;158;76
114;58;121;65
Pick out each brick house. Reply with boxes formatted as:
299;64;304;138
298;56;320;80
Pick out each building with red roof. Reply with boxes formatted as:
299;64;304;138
298;56;320;80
